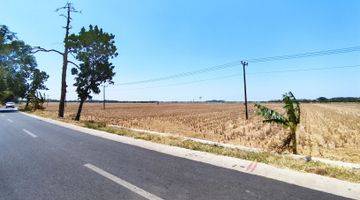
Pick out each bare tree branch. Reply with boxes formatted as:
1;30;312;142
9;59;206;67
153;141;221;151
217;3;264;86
67;60;79;68
69;52;77;59
32;46;63;56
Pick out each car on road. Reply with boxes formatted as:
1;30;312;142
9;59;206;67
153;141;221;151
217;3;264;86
5;102;15;108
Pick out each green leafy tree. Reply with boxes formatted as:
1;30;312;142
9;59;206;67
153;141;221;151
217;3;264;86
0;25;16;58
0;25;42;104
29;92;46;110
317;97;328;102
68;25;118;121
255;92;300;154
25;68;49;110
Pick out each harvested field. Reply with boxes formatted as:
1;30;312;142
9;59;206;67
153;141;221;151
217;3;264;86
40;102;360;163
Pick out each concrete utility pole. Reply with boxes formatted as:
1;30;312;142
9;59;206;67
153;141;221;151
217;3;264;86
103;85;106;110
241;61;249;120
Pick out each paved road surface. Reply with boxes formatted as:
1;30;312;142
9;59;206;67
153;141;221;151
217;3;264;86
0;111;348;200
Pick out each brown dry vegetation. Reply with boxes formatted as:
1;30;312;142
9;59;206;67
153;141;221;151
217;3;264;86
40;102;360;163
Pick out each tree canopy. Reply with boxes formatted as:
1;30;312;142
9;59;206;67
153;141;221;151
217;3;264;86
68;25;118;120
0;25;48;106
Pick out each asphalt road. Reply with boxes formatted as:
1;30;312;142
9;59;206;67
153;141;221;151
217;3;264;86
0;111;349;200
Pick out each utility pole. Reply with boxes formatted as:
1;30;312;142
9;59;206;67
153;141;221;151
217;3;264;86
241;61;249;120
103;85;106;110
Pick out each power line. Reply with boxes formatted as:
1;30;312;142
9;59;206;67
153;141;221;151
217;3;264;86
118;74;243;91
116;64;360;91
248;64;360;75
247;46;360;63
117;61;242;85
117;46;360;86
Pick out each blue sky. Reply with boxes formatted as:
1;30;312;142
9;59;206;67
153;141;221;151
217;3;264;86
1;0;359;101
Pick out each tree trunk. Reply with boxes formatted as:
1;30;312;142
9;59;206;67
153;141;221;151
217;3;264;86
58;4;72;118
25;98;30;110
58;53;68;117
291;127;298;154
75;99;85;121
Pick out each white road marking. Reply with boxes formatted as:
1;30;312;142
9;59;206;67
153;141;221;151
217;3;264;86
0;114;4;117
21;112;360;199
22;129;38;138
84;163;164;200
7;119;13;123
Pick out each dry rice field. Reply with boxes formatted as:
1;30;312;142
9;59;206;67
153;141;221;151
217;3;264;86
42;102;360;163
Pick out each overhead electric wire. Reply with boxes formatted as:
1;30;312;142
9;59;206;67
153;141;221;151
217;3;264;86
117;61;242;86
116;64;360;91
246;46;360;63
119;74;243;91
117;46;360;86
248;64;360;74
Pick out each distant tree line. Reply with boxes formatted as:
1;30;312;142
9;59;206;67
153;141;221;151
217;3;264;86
268;97;360;103
315;97;360;102
40;97;359;104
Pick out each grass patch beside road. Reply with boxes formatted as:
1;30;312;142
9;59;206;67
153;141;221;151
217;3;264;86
28;110;360;183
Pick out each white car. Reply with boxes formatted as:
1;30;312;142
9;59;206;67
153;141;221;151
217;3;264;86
5;102;15;108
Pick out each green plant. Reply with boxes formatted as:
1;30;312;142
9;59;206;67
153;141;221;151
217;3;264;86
68;25;118;121
31;92;46;110
84;120;107;129
1;25;48;106
255;92;300;154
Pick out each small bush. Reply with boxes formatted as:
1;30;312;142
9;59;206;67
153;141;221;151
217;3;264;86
84;120;107;129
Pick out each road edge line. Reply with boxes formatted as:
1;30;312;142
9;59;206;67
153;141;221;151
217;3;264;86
109;124;360;169
20;112;360;199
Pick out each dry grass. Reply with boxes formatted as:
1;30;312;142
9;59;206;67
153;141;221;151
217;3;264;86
298;103;360;162
39;102;360;163
21;113;360;183
99;125;360;183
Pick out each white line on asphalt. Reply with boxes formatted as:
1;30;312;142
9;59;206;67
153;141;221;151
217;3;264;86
21;112;360;199
22;129;38;138
84;163;164;200
7;119;13;123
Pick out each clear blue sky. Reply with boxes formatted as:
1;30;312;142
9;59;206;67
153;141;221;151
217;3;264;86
1;0;359;101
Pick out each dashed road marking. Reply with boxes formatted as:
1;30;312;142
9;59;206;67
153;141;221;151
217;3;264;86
22;129;38;138
84;163;164;200
7;119;13;123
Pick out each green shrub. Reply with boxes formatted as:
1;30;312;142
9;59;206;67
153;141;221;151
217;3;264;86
84;120;107;129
